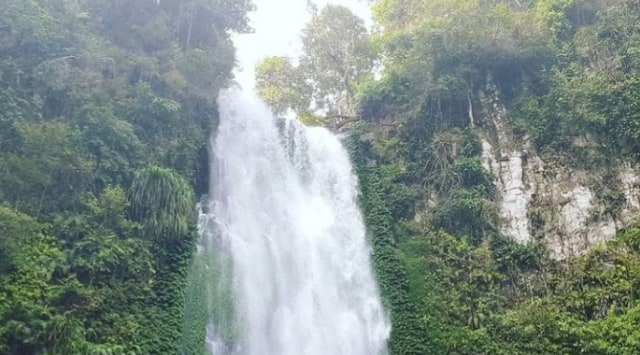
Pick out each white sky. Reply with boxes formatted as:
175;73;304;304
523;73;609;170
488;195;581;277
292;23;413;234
232;0;373;92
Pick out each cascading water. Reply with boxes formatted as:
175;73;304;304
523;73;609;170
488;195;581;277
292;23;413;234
197;88;390;355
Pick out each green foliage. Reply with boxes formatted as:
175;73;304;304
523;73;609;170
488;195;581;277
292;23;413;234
351;1;640;347
365;0;555;128
0;121;93;216
6;0;640;353
433;187;497;245
453;158;494;190
255;56;312;115
300;5;375;116
386;203;640;354
255;5;375;125
129;166;195;240
349;136;429;354
0;0;250;352
506;0;640;165
0;206;42;274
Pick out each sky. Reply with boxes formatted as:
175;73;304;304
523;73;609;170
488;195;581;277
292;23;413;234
232;0;373;91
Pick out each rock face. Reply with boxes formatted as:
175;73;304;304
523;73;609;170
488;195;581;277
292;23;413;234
479;85;640;259
481;140;534;244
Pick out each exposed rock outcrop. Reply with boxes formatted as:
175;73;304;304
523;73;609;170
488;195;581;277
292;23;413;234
479;83;640;259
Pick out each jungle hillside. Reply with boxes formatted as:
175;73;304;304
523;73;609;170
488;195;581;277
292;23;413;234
3;0;640;354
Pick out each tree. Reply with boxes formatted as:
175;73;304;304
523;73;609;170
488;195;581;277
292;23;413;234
255;56;311;116
0;0;252;352
255;5;375;125
300;5;375;117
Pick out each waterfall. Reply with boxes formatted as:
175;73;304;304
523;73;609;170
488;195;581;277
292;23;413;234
197;88;390;355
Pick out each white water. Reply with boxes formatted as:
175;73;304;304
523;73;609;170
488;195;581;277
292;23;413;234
200;88;390;355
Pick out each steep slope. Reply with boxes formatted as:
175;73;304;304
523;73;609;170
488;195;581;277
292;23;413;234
352;0;640;352
0;1;251;353
480;82;640;258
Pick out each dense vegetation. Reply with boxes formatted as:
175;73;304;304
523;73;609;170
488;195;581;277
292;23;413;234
0;0;251;353
4;0;640;354
359;0;640;353
260;0;640;353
